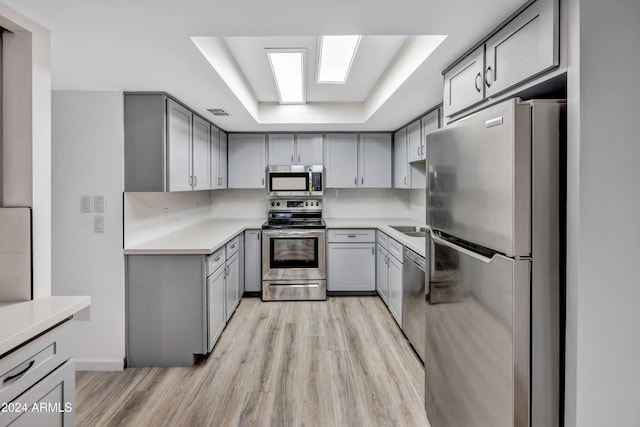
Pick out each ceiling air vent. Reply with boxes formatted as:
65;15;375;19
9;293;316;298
207;108;229;116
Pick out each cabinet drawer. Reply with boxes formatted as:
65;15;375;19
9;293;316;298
389;238;403;262
327;229;375;243
0;320;73;405
225;235;240;259
376;231;389;249
207;247;225;277
0;359;75;427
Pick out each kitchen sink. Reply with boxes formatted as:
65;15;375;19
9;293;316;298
388;225;428;237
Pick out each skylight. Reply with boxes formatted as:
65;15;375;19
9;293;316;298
266;49;306;104
317;35;361;84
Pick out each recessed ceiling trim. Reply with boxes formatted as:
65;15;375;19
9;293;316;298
265;48;306;104
316;35;361;84
192;35;447;125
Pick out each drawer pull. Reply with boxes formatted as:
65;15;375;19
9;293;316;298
3;360;35;383
214;256;221;262
231;244;236;249
347;235;356;238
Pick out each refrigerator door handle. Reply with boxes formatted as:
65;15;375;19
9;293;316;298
430;230;494;264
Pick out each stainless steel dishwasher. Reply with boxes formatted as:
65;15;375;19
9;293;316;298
402;247;426;363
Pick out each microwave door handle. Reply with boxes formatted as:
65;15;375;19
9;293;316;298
429;230;494;264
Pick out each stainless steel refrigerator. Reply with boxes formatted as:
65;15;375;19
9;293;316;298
424;98;564;427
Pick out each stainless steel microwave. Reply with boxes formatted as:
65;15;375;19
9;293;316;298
267;165;323;197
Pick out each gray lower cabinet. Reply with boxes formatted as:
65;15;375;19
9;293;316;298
127;255;207;367
388;252;403;326
0;321;75;427
244;230;262;292
225;251;240;320
376;243;390;304
327;229;376;292
207;256;226;353
0;360;75;427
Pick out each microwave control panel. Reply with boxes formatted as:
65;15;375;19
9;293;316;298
311;172;323;192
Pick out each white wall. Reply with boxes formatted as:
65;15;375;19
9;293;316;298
124;191;213;247
52;91;125;371
565;1;640;426
323;188;413;219
408;189;426;223
0;2;51;298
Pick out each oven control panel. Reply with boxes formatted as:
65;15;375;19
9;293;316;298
268;198;322;211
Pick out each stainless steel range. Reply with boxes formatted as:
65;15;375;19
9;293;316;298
261;198;326;301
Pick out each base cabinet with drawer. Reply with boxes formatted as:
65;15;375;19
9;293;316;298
375;232;404;326
327;229;376;292
0;321;76;427
244;230;262;293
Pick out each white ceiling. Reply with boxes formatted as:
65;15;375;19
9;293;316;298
225;35;407;103
2;0;525;131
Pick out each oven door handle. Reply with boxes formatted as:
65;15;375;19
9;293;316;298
263;230;325;237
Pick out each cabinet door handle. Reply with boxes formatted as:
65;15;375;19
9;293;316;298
214;255;221;262
417;145;421;156
354;177;357;186
189;176;193;186
231;243;236;249
3;360;34;383
361;177;364;185
194;176;198;187
474;72;482;92
485;66;493;88
372;247;374;255
291;154;294;163
421;145;425;156
298;154;301;163
262;177;265;186
404;176;407;186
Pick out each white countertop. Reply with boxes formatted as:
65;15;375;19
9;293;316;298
124;218;266;255
0;296;91;356
325;218;427;258
124;217;427;258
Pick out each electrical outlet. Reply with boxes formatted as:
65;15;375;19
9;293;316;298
94;215;105;233
81;195;92;213
94;195;106;212
163;207;169;219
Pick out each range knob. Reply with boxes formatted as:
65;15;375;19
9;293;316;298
305;202;308;206
276;202;280;206
271;202;275;206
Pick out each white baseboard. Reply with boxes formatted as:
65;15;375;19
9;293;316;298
75;358;124;371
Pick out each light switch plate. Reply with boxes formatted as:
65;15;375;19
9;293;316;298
94;195;106;213
94;215;105;233
81;195;92;213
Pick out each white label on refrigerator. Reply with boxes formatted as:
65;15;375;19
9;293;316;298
485;117;503;128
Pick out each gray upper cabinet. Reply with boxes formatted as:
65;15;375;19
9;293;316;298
406;120;422;163
268;134;296;165
268;133;323;165
421;109;440;151
393;128;409;189
296;134;323;165
124;93;221;192
443;45;485;119
228;133;267;188
484;0;559;97
192;115;211;191
325;133;392;188
325;134;359;188
211;127;227;189
219;131;228;188
443;0;558;119
358;133;392;188
167;100;194;192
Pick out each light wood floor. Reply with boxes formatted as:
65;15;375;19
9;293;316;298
76;297;431;427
